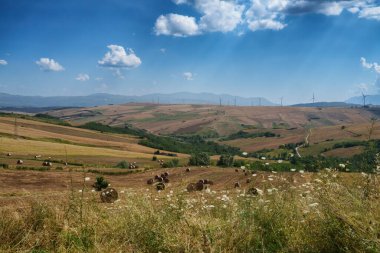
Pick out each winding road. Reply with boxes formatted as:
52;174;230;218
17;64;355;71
295;129;311;158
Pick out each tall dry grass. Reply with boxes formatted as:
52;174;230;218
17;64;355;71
0;170;379;252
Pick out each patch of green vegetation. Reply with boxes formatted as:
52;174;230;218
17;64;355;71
221;130;278;141
115;160;129;169
217;154;234;167
272;122;290;129
189;152;211;166
15;166;50;172
0;163;9;169
0;112;71;126
162;159;180;168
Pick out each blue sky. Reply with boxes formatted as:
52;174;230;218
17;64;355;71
0;0;380;104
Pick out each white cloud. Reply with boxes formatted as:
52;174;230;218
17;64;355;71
0;59;7;65
36;58;64;72
197;0;244;33
359;6;380;21
160;48;166;53
246;0;287;31
154;14;200;37
361;57;373;69
361;57;380;74
318;2;344;16
155;0;380;36
172;0;188;4
98;45;141;69
183;72;194;80
75;73;90;81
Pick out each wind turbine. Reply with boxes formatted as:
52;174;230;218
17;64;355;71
312;93;315;104
279;97;284;107
362;92;367;107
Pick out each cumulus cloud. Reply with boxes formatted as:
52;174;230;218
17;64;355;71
154;14;200;37
361;57;380;74
197;0;245;33
183;72;194;80
359;6;380;20
0;59;7;65
75;73;90;81
98;45;141;69
155;0;380;36
36;58;64;72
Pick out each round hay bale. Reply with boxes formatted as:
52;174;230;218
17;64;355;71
156;176;163;182
156;182;165;191
147;178;154;185
17;160;23;165
186;183;196;192
198;179;205;184
235;169;239;172
234;182;241;188
186;168;191;172
163;177;170;183
100;188;118;203
242;169;246;173
246;178;252;184
7;153;11;156
154;175;160;180
195;181;205;191
203;179;209;184
160;173;166;178
163;172;169;177
247;187;258;196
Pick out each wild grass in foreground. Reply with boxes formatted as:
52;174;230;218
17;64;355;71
0;170;379;252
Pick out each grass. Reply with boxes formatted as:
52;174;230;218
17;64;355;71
0;170;379;252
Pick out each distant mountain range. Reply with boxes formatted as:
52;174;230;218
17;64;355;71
0;92;275;108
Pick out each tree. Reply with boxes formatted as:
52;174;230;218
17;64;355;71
217;154;234;167
93;176;109;191
189;152;210;166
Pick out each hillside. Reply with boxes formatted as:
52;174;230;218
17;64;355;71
0;116;188;168
49;104;376;136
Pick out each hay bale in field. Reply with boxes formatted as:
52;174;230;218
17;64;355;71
154;175;160;180
186;183;196;192
198;179;205;184
242;169;246;173
7;153;12;156
245;172;249;176
42;161;52;167
246;178;252;184
35;155;41;159
247;187;259;196
100;188;118;203
163;172;169;177
17;160;23;165
186;168;191;172
163;177;170;183
156;176;164;182
195;181;206;191
235;169;239;172
147;178;154;185
156;182;165;191
234;182;241;188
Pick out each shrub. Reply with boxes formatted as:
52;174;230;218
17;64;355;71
152;156;157;161
0;163;9;169
115;160;129;169
162;159;180;168
92;176;109;191
217;154;234;167
189;152;210;166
